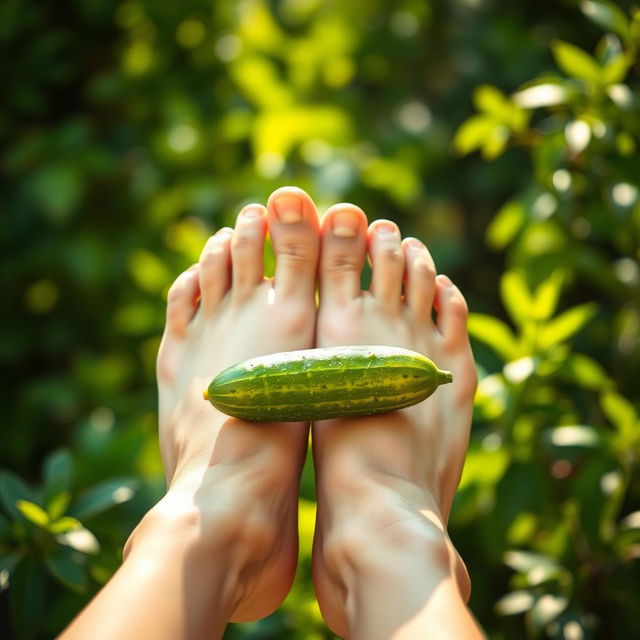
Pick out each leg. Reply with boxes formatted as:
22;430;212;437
312;205;484;639
61;187;321;639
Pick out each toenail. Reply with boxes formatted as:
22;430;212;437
375;222;398;236
242;206;263;218
332;211;359;237
274;195;303;223
438;274;453;287
405;238;424;250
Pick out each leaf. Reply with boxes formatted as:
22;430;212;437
501;271;533;327
453;115;496;155
561;353;612;390
47;491;71;521
45;544;89;591
601;52;631;84
467;313;520;361
513;82;569;108
552;40;601;81
528;594;569;632
43;449;73;494
69;478;138;520
495;590;536;616
581;1;631;40
48;516;82;534
532;271;564;321
56;526;100;554
538;303;598;349
9;557;46;637
601;390;638;446
487;200;526;249
15;501;49;528
0;472;35;520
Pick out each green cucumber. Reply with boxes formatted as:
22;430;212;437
203;345;453;422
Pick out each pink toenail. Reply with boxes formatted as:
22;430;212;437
332;211;359;237
274;196;303;223
376;222;397;235
405;238;424;250
242;206;263;218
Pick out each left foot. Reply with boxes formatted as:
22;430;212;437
139;187;322;621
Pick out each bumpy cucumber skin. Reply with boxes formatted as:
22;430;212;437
204;345;453;422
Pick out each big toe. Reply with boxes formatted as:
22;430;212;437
267;187;320;300
318;203;368;307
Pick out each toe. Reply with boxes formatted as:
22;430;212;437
402;237;437;321
368;220;404;309
166;265;200;337
267;186;320;299
319;203;368;306
435;275;469;343
198;227;232;313
231;204;267;302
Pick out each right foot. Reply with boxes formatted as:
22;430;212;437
312;205;478;637
143;187;321;621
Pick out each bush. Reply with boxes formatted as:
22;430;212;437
1;1;638;638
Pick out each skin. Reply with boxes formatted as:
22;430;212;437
60;187;484;640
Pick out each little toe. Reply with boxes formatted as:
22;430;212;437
402;237;437;321
267;186;320;299
198;227;233;313
165;264;200;337
368;220;404;309
231;204;267;302
435;275;469;344
319;203;368;307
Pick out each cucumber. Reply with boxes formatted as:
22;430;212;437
203;345;453;422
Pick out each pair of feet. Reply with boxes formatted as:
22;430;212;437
147;187;477;637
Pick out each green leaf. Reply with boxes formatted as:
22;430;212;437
9;557;46;637
47;491;71;521
481;124;510;159
552;40;601;81
561;353;612;390
467;313;520;362
581;1;630;40
43;449;73;494
532;271;564;321
69;478;138;520
474;85;510;117
15;500;49;528
453;115;496;155
601;52;631;84
45;544;89;591
538;303;598;349
500;271;533;327
0;472;35;520
48;516;82;534
601;390;638;446
487;201;526;250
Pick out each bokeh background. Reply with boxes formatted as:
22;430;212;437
1;0;639;638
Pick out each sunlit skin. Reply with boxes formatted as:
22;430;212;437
60;187;484;640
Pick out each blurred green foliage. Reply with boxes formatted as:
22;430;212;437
1;0;639;638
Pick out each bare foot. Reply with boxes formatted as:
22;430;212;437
148;186;321;621
312;205;478;638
